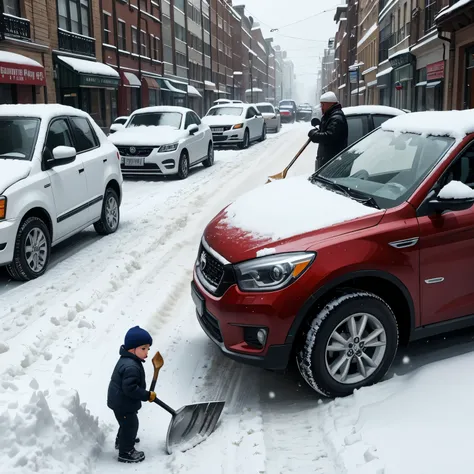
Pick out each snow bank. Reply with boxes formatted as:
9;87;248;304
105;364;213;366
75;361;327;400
0;388;106;473
0;51;43;67
222;176;379;241
438;180;474;199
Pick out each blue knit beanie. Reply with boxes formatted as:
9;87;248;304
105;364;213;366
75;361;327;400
124;326;153;350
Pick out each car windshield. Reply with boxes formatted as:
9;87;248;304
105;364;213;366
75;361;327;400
207;107;243;116
0;118;40;161
257;105;274;114
312;128;455;209
127;112;182;129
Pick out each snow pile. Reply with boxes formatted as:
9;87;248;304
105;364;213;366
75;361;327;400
222;176;380;241
0;160;31;193
438;180;474;199
0;388;106;473
382;109;474;139
0;51;43;67
57;55;119;78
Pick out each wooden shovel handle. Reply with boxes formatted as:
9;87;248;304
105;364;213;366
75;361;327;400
149;351;164;392
282;138;312;178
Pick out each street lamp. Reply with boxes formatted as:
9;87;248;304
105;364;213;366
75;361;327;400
232;71;243;100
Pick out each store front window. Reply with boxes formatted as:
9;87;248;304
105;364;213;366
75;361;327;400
416;68;427;111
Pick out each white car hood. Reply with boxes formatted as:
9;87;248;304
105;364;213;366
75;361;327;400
0;159;32;194
109;126;188;146
202;116;243;126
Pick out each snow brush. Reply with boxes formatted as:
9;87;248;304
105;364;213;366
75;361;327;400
149;351;225;454
266;138;312;183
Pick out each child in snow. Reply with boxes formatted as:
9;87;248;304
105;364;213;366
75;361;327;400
107;326;163;463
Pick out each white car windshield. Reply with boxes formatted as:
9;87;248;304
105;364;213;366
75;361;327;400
311;129;455;209
257;105;274;114
128;112;182;129
0;118;40;161
207;107;243;116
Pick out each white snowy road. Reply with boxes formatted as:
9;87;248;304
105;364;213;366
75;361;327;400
2;122;474;474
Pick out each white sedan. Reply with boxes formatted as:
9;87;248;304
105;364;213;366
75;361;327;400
202;103;266;149
256;102;281;133
109;106;214;179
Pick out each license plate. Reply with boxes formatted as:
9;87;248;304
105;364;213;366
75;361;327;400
191;284;205;317
124;157;144;166
212;128;224;132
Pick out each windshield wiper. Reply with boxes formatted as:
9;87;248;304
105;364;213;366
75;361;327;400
355;196;380;209
311;175;351;198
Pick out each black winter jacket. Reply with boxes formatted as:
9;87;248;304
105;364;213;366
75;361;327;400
310;103;348;168
107;346;150;413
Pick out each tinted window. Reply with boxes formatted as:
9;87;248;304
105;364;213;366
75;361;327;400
346;115;369;146
443;144;474;188
46;119;73;151
0;118;39;161
70;117;98;152
128;112;183;129
246;108;256;119
184;112;195;128
372;114;395;129
191;112;201;125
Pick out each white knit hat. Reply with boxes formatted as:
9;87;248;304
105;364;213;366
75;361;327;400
320;91;338;103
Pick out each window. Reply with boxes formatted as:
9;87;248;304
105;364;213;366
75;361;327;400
204;42;211;57
217;15;222;28
103;13;110;44
57;0;90;35
151;0;159;16
175;52;187;67
184;112;197;128
443;144;474;189
131;27;138;54
191;112;201;125
140;0;147;12
0;118;40;161
174;0;184;11
118;21;126;50
129;112;183;129
372;115;395;129
70;117;98;152
346;115;369;146
203;15;210;32
246;107;256;119
141;30;147;56
175;22;186;42
46;120;73;152
3;0;20;16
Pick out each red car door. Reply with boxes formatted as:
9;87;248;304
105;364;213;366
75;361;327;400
418;142;474;325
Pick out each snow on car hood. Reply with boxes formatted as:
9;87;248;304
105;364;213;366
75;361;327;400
0;159;32;193
204;175;384;262
108;126;188;146
201;115;243;126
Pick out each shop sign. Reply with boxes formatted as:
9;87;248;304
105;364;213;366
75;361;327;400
349;71;358;83
426;61;445;81
0;61;46;86
389;52;415;69
79;74;120;88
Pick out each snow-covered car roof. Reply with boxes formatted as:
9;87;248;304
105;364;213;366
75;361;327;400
342;105;406;117
381;109;474;140
0;104;92;120
208;103;249;110
130;106;192;115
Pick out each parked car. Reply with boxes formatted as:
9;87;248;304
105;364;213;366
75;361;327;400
256;102;281;133
109;106;213;180
109;116;129;135
311;105;406;147
202;103;266;149
213;99;244;106
296;103;313;122
192;109;474;398
279;99;297;123
0;104;123;281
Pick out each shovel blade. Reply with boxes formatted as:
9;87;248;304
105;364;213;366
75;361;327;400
165;401;225;454
266;171;286;183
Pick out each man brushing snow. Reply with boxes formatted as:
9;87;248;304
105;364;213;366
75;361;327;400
308;91;348;171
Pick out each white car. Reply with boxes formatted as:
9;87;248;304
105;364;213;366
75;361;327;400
202;103;266;149
109;116;129;135
109;106;213;180
0;104;123;281
256;102;281;133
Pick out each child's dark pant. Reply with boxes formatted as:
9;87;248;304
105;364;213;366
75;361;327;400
114;411;139;453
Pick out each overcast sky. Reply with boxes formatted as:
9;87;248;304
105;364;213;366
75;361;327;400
234;0;342;103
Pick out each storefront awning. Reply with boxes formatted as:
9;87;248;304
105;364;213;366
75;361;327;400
426;81;441;88
122;71;141;88
57;55;120;88
142;76;160;89
246;88;263;93
204;80;216;91
0;51;46;86
163;79;186;94
188;85;202;97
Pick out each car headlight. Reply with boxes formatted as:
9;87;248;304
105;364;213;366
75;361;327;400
233;123;244;129
0;196;6;220
234;252;316;292
158;143;179;152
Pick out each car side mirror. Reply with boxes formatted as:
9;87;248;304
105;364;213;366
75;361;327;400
429;181;474;213
188;124;199;135
46;146;77;168
311;118;321;127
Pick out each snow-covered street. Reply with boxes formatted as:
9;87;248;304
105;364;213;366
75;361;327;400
2;122;474;474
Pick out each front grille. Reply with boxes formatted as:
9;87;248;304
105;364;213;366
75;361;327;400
201;311;223;342
121;163;162;174
211;126;232;132
199;248;224;287
117;146;153;157
213;136;228;142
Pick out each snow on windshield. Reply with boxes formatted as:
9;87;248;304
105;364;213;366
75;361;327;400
222;176;379;241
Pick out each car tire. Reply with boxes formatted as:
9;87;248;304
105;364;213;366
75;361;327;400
6;216;51;281
296;291;399;398
202;142;214;168
94;187;120;235
177;150;190;179
259;124;267;142
238;129;250;149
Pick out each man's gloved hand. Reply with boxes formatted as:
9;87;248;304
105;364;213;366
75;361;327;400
308;128;317;138
149;391;156;402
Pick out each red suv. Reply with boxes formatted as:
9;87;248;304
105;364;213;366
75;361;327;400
192;110;474;398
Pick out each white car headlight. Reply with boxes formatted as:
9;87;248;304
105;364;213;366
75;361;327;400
234;252;316;292
158;143;179;153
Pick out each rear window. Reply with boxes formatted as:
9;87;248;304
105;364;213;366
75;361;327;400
280;101;294;107
257;105;274;114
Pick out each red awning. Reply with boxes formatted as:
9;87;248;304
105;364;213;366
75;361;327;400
120;71;141;88
0;52;46;86
143;76;159;89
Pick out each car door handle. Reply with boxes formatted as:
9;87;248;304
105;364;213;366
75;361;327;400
78;168;85;173
103;159;107;163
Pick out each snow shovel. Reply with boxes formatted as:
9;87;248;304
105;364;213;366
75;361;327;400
266;138;312;183
149;351;225;455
